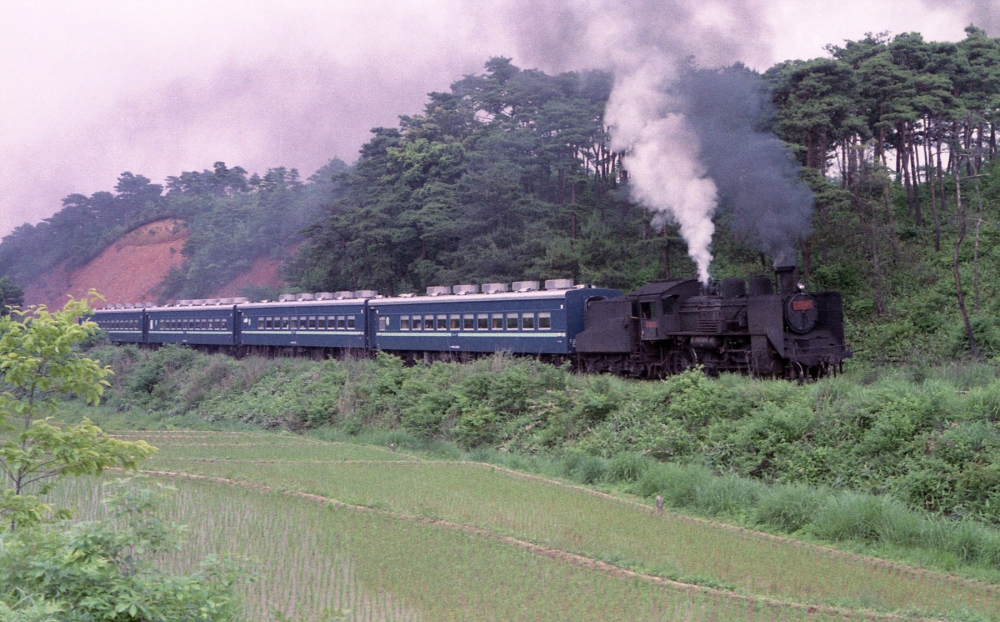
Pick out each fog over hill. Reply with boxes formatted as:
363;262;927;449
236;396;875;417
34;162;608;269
1;0;992;237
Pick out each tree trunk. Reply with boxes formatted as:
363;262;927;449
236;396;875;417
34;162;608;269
871;217;885;316
953;162;980;358
972;164;984;313
883;177;900;262
910;131;922;226
936;126;947;217
899;126;914;218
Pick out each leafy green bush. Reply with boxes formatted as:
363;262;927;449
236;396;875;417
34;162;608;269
606;452;653;483
0;479;246;621
753;483;827;532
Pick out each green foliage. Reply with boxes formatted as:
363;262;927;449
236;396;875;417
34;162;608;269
0;478;246;621
79;348;1000;529
0;278;22;317
0;295;154;528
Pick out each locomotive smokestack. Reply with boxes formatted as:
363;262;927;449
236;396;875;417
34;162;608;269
775;265;796;296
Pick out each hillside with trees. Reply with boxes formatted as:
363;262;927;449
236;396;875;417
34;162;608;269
2;27;1000;364
0;161;347;302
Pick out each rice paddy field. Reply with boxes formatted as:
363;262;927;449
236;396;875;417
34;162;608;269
52;430;1000;621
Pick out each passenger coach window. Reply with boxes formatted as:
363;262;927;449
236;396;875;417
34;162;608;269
282;317;290;329
309;316;317;329
463;315;474;330
337;316;346;329
437;315;447;330
522;313;535;330
538;312;551;329
347;316;355;329
492;314;503;330
424;316;434;330
477;314;488;329
450;315;460;330
506;314;518;330
400;316;410;330
379;317;387;331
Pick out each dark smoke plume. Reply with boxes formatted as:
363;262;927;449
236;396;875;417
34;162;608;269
918;0;1000;35
673;64;814;267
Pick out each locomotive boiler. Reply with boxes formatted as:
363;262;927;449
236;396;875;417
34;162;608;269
574;265;850;379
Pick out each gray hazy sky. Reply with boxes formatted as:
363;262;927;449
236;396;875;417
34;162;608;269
1;0;994;237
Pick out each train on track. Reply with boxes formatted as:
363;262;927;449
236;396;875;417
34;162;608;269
93;265;850;379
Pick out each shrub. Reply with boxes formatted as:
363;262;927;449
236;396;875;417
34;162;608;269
754;483;827;532
634;463;713;508
693;474;764;518
572;456;608;485
810;492;916;544
606;452;653;483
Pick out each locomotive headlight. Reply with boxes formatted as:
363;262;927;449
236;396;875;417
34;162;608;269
796;282;806;291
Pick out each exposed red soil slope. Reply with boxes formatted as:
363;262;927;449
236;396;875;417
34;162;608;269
24;220;188;309
23;220;292;309
205;255;286;299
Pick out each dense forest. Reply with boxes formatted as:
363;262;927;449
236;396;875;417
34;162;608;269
2;27;1000;364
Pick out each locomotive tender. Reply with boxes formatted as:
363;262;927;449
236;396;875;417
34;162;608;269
92;266;849;379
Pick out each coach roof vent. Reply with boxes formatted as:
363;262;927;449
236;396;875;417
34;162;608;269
333;291;354;300
354;290;378;299
296;293;315;301
279;294;297;302
453;284;479;295
315;292;334;300
232;297;249;304
481;283;509;294
544;279;573;290
427;286;452;296
512;280;539;293
205;299;220;305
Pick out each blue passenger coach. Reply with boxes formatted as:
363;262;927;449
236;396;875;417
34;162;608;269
237;292;374;352
369;280;621;359
91;305;148;344
146;300;240;347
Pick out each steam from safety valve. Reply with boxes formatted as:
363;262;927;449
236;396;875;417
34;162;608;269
606;64;718;285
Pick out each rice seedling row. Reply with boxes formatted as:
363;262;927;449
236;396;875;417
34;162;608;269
51;476;873;622
150;442;420;462
147;456;1000;619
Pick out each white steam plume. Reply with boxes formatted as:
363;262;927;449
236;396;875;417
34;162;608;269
505;0;771;284
606;64;718;283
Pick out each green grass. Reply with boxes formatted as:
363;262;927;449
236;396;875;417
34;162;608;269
135;431;1000;620
51;476;866;622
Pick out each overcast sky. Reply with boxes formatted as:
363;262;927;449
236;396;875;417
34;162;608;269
1;0;995;237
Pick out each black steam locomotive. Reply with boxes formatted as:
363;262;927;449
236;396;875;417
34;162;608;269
575;265;850;379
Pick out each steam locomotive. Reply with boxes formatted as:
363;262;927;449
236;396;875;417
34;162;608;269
575;265;849;379
92;266;849;379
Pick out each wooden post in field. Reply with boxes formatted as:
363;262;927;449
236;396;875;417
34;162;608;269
390;442;396;453
655;495;664;515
